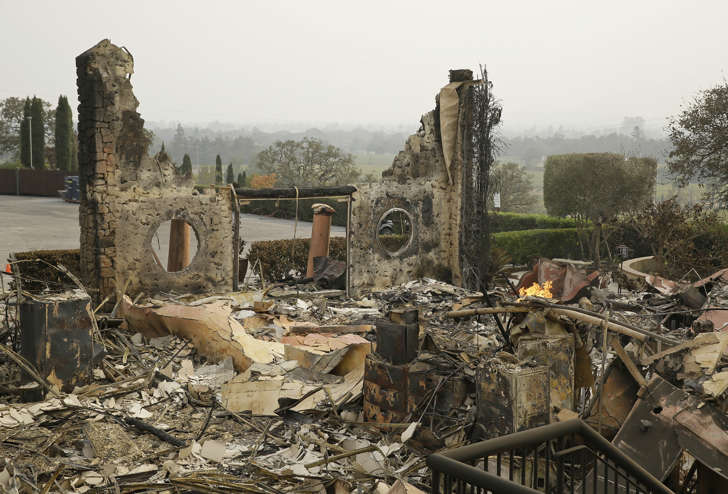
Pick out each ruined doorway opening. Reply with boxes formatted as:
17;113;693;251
151;219;199;272
234;186;355;294
376;208;413;256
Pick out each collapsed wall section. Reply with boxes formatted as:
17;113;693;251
350;71;482;294
76;40;234;302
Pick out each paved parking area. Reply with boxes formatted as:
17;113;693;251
0;195;344;265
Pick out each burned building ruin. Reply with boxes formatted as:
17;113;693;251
76;40;235;302
351;69;492;294
4;38;728;494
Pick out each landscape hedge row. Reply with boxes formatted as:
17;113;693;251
241;201;578;233
241;198;348;227
491;228;587;265
247;237;347;281
489;212;579;232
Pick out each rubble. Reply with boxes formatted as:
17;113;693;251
8;243;728;492
0;261;493;492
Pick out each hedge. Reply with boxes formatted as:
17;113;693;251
247;237;347;281
489;212;580;233
491;228;588;265
241;198;348;227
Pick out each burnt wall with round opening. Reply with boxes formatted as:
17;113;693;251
376;208;414;256
150;219;200;272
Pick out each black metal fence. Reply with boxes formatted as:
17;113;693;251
427;420;674;494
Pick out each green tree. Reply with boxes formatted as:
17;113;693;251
19;98;31;167
1;96;55;161
237;170;247;186
171;123;187;161
543;153;657;263
0;97;26;158
30;97;45;168
225;162;234;184
667;81;728;205
54;95;73;171
180;153;193;178
488;162;537;212
255;137;360;186
215;154;223;185
156;142;171;163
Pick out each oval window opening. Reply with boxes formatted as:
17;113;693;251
376;208;413;256
151;219;199;272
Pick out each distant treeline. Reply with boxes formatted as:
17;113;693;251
149;122;672;172
505;133;670;167
150;123;408;169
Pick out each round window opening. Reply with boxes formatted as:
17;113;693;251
376;208;413;256
151;219;199;272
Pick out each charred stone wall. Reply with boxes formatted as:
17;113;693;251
76;40;234;302
350;72;480;295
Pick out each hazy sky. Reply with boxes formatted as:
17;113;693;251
1;1;727;133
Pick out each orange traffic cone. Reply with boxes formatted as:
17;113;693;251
4;264;11;274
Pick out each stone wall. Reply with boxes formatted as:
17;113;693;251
76;40;234;302
350;72;480;295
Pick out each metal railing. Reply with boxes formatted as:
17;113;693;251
427;419;674;494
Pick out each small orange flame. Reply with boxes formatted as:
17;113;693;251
519;281;553;298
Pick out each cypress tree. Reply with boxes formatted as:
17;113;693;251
242;170;247;186
215;154;223;185
181;153;193;178
55;95;73;171
30;97;45;169
226;162;234;184
157;142;170;162
19;98;31;167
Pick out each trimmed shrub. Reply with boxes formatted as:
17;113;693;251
492;228;588;265
247;237;347;281
489;212;579;233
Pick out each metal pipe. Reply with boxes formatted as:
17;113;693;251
27;115;33;169
231;185;240;291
